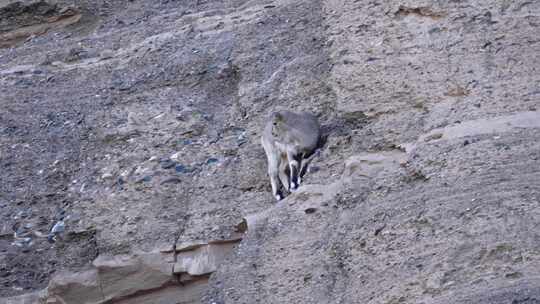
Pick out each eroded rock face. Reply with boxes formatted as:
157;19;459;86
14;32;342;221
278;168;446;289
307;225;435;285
1;0;539;303
0;238;240;303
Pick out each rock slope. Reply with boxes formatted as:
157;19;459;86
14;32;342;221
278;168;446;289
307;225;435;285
1;0;539;303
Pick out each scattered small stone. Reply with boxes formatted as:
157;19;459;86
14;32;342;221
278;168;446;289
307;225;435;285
424;132;443;142
505;271;523;279
237;133;248;146
374;224;386;236
15;78;33;88
51;221;65;234
47;220;65;243
13;237;33;252
67;213;81;222
206;158;219;165
170;152;182;162
235;219;248;233
100;49;115;60
13;223;30;238
304;207;318;214
157;157;175;169
307;166;320;174
366;57;380;62
54;209;66;221
175;164;187;173
160;176;181;185
11;222;19;233
135;175;152;183
160;159;176;169
21;209;32;219
13;237;32;246
463;140;470;146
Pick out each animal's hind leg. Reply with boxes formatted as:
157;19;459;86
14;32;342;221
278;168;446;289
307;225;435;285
299;149;320;184
297;161;303;185
287;150;300;190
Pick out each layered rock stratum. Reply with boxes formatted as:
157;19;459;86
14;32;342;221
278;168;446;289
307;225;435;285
1;0;539;303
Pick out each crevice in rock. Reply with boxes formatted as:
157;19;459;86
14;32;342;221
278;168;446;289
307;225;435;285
395;6;446;20
100;278;209;304
0;1;82;48
97;272;106;302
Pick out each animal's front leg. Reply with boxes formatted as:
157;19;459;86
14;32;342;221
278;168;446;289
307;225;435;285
269;167;283;201
278;158;290;192
263;140;283;201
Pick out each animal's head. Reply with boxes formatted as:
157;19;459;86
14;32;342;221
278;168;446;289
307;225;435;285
271;112;284;137
272;112;284;125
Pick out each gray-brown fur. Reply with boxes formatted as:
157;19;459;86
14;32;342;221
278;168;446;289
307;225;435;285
261;110;321;201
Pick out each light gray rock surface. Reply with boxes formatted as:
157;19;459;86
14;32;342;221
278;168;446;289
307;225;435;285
1;0;539;303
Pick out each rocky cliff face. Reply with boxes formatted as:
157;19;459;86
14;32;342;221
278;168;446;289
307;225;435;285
1;0;539;303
